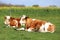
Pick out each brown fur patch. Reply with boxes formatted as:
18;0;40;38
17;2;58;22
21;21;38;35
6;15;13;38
47;25;55;32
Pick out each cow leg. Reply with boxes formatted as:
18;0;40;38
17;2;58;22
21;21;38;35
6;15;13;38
26;28;34;32
16;28;25;30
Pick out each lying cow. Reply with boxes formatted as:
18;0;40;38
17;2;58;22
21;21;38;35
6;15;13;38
4;16;21;28
20;15;55;33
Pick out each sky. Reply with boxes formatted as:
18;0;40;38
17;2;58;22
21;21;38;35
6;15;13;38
0;0;60;6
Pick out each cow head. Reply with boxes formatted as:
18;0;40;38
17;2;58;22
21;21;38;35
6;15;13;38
20;15;29;26
4;16;11;25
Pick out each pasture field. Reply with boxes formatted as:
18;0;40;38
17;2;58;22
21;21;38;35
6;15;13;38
0;7;60;40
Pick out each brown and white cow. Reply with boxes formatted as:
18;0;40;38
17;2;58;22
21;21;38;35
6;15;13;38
20;15;55;33
4;16;21;28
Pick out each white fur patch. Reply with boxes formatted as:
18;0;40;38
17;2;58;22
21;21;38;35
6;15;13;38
20;18;26;26
16;28;25;30
26;28;34;32
6;16;10;20
27;28;32;32
39;24;45;32
22;15;26;19
13;26;16;28
32;19;36;21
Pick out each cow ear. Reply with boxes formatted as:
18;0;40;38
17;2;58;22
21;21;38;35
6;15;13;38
10;17;14;19
25;16;29;19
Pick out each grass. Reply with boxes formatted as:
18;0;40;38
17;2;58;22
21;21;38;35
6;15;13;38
0;7;60;40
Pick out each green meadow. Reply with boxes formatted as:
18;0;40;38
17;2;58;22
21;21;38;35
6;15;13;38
0;7;60;40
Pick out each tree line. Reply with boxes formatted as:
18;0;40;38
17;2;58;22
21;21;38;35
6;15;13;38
0;2;57;7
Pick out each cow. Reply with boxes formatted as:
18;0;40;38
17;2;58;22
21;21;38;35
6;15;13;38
20;15;55;33
4;16;21;28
